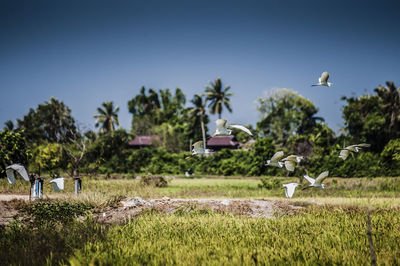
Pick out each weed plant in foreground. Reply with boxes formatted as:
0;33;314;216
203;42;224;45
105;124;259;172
68;206;400;265
0;201;105;266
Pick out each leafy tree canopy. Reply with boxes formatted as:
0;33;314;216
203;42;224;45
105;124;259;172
16;97;77;145
0;130;31;176
128;87;187;136
342;81;400;152
256;88;324;145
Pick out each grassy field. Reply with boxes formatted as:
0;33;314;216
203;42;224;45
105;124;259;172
1;176;399;265
68;207;400;265
1;176;399;207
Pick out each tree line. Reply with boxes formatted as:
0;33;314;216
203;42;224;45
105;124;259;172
1;79;400;178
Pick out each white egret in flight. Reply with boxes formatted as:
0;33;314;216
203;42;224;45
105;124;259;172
266;151;284;168
283;183;300;198
192;141;205;155
339;143;371;160
6;164;29;184
312;71;333;87
303;171;329;189
282;155;304;172
50;177;65;192
212;119;253;136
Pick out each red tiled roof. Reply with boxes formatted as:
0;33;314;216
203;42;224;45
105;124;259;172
207;136;240;146
129;136;160;146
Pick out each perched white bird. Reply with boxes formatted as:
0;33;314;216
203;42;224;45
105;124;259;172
6;164;29;184
312;71;333;87
212;119;253;136
266;151;285;168
283;183;300;198
339;143;371;160
303;171;329;189
282;155;304;172
50;177;65;192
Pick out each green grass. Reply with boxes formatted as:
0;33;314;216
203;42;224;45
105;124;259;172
67;206;400;265
1;176;400;208
2;202;399;265
1;175;400;265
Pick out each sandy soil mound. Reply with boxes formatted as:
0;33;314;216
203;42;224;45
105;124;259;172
96;197;304;224
0;194;304;226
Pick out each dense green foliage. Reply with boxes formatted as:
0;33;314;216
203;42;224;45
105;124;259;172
342;81;400;152
0;130;30;176
256;88;324;145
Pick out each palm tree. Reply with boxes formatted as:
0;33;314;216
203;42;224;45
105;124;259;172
188;94;207;149
94;102;120;133
3;120;14;131
204;78;233;119
374;81;400;138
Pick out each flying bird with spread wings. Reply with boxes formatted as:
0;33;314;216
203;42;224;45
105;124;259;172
312;71;333;87
303;171;329;189
266;151;285;168
6;164;29;184
212;119;253;136
339;143;371;160
283;183;300;198
282;155;304;172
192;141;205;155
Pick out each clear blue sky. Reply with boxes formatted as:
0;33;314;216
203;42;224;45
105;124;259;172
1;0;399;133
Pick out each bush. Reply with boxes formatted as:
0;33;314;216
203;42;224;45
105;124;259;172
141;175;169;187
258;177;281;189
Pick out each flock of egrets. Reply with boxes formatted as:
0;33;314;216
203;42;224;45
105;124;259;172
4;71;365;199
192;71;370;198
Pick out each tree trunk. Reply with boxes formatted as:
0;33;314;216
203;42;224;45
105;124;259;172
201;115;207;150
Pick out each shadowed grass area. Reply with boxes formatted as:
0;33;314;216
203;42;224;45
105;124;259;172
68;206;400;265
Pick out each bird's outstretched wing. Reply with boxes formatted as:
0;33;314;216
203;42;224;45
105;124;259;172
345;145;359;152
6;169;15;184
356;143;371;148
215;119;227;131
339;149;350;160
303;174;316;184
6;164;29;182
319;71;329;83
283;155;295;161
228;124;253;136
315;171;329;185
270;151;285;162
284;160;296;171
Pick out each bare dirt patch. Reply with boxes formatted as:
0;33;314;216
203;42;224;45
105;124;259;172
96;197;304;224
0;194;305;226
